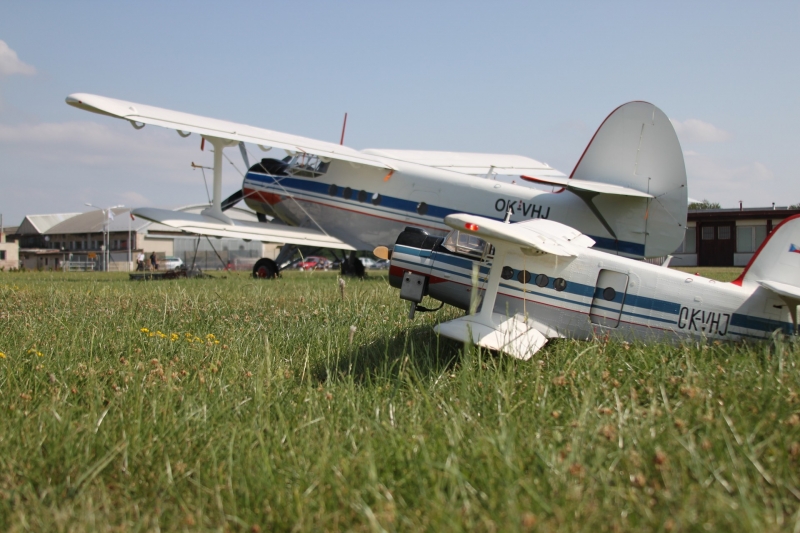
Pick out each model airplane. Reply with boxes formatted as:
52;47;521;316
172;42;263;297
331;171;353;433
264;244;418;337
66;94;688;278
379;212;800;360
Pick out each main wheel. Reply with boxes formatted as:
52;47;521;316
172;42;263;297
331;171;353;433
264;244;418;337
340;257;365;278
252;258;279;279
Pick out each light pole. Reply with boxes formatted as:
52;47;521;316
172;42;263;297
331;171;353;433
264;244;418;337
85;203;124;271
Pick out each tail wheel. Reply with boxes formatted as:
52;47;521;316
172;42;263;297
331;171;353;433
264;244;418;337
252;258;279;279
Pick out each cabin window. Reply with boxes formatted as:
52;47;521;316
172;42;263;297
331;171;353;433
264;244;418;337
328;184;338;196
554;278;567;292
285;153;330;178
517;270;532;284
416;202;428;215
501;266;514;280
535;273;549;287
442;230;488;259
736;225;767;253
371;193;382;205
357;190;368;202
343;187;353;200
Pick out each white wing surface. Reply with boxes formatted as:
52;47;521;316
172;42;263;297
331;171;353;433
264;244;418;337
443;213;594;257
134;208;355;250
66;93;395;170
361;149;566;177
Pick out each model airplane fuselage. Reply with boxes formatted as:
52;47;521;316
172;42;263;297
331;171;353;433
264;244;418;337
385;213;800;360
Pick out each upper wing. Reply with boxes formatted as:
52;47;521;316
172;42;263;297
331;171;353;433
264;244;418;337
362;149;566;177
134;207;356;250
443;213;594;257
66;93;395;170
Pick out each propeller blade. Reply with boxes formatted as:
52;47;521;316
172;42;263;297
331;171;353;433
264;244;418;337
220;189;244;211
238;142;250;170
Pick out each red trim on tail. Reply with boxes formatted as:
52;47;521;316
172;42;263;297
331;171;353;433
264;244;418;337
731;213;800;286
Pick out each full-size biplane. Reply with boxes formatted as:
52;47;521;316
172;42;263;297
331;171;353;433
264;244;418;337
67;94;688;277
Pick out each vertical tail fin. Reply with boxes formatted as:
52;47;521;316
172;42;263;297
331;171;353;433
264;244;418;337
570;101;688;258
733;214;800;288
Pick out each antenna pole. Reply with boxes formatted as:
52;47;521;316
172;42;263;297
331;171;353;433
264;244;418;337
339;113;348;145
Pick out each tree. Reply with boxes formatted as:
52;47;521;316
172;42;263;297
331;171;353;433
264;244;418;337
688;199;721;210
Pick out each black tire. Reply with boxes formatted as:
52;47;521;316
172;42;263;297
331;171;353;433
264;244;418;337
340;257;365;278
252;258;279;279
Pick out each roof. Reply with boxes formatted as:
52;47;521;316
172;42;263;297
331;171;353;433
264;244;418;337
43;205;262;236
46;208;150;235
688;207;800;221
17;213;81;235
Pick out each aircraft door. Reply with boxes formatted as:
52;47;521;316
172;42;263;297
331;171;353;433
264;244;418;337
589;269;629;328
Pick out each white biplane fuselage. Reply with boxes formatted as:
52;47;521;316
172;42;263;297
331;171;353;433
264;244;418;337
386;213;800;360
241;156;645;256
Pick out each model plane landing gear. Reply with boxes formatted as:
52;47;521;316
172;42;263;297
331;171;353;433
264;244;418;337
252;258;279;279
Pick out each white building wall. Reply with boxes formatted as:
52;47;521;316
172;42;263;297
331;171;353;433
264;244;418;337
0;241;19;270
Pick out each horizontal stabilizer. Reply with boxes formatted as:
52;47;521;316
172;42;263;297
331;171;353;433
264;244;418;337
66;93;395;171
434;314;548;360
758;280;800;302
444;213;594;257
133;207;355;250
520;175;654;198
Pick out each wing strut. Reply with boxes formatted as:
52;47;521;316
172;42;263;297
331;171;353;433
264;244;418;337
201;136;238;224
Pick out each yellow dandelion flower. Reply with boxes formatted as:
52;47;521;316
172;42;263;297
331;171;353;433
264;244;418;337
149;332;155;337
206;333;216;339
140;328;149;333
214;340;220;345
0;352;6;359
37;351;43;357
157;332;167;338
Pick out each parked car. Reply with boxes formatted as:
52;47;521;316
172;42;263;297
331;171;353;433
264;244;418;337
359;257;380;269
297;256;332;270
162;256;185;270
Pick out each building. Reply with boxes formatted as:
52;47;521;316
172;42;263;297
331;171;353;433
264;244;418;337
0;227;19;270
14;205;279;271
671;206;800;267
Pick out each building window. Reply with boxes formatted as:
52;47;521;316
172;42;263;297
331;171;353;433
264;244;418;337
717;226;731;240
0;251;5;260
701;226;715;240
737;225;768;253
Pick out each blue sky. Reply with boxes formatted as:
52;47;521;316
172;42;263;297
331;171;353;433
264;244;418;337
1;1;799;227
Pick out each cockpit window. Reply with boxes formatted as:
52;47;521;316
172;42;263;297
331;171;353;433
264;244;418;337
286;153;330;178
442;230;489;259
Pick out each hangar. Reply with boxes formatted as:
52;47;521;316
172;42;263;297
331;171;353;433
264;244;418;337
11;205;278;271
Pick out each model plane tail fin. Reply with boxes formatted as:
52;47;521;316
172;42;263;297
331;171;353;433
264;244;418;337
735;214;800;331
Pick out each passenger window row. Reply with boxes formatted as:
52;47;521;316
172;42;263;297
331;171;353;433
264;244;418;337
501;267;568;292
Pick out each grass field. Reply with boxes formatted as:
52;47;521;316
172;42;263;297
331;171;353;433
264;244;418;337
1;268;799;532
